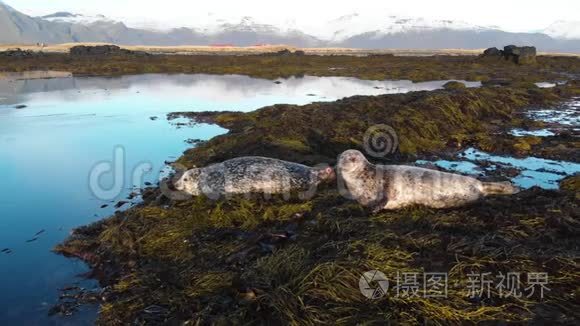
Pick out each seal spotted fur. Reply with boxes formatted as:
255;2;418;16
337;150;518;211
170;156;335;199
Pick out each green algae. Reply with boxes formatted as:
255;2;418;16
56;186;580;324
48;58;580;324
2;53;580;83
173;84;575;169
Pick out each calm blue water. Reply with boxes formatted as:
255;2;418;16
0;73;477;324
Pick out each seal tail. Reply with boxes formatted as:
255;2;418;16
481;181;519;195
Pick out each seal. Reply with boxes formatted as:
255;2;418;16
337;150;518;211
168;156;335;199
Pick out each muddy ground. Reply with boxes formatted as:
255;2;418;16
4;53;577;324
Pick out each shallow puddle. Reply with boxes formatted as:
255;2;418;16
417;148;580;190
509;97;579;136
509;129;556;137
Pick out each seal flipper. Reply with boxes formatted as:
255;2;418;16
481;181;519;195
368;196;389;214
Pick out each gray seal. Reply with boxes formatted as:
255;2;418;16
169;156;335;200
337;150;518;211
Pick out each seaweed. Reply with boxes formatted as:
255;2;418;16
2;53;580;83
49;59;580;324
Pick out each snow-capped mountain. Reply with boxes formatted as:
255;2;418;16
1;1;580;52
543;20;580;40
198;16;290;36
41;12;114;25
306;12;490;42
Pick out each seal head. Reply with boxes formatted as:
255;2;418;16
337;149;369;174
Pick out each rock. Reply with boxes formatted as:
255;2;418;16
480;45;537;65
275;49;292;56
185;138;204;145
483;47;502;56
0;48;35;58
482;78;512;87
274;81;282;84
294;50;306;56
69;45;148;57
149;116;158;121
443;81;467;90
114;201;128;209
503;45;536;65
13;105;27;109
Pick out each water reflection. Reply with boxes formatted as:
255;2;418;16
0;73;480;108
0;73;480;324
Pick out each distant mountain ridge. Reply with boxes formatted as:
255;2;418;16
1;2;580;52
542;20;580;40
41;12;113;25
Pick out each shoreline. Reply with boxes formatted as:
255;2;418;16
0;70;72;80
1;51;580;82
53;79;580;323
1;43;580;57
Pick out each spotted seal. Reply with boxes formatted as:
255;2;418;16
337;150;518;211
168;156;335;199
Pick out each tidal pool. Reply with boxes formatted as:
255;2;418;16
425;98;580;189
0;73;478;324
524;98;580;126
416;148;580;190
509;128;556;137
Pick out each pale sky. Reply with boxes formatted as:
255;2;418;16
4;0;580;32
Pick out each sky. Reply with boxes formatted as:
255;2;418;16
3;0;580;32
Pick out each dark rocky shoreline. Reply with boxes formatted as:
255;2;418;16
52;75;580;324
5;47;578;324
1;49;580;82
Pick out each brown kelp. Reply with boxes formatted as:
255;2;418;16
54;78;580;324
2;52;580;82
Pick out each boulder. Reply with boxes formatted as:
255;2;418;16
480;45;537;65
294;50;306;56
275;49;292;56
69;45;148;56
483;47;502;56
0;48;35;57
503;45;536;64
